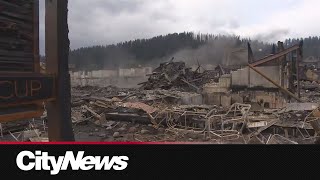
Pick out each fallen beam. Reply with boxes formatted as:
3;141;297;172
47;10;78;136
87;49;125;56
251;44;300;67
83;105;106;124
248;64;303;102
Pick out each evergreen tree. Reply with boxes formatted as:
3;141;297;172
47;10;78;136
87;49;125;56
69;32;320;71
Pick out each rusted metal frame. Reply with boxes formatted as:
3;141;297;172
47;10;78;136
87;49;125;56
250;45;300;67
248;64;302;102
33;0;40;72
45;0;74;141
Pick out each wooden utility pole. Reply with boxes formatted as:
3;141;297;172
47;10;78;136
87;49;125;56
45;0;74;141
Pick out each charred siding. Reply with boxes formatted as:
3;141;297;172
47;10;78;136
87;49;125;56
0;0;37;72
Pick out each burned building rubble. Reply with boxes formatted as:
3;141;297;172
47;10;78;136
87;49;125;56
52;40;320;144
2;41;320;144
139;61;218;92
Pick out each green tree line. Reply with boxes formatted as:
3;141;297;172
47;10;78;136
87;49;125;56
69;32;320;71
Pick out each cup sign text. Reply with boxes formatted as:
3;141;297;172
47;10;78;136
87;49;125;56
0;76;54;105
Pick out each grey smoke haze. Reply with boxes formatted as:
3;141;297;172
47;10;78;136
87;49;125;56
145;38;243;68
254;29;290;43
39;0;320;55
103;48;137;69
169;42;235;66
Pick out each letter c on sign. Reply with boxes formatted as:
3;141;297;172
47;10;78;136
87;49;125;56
16;151;35;171
0;81;13;99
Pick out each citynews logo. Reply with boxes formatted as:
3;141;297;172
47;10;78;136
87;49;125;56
16;151;129;175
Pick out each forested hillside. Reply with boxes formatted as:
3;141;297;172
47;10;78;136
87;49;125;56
69;32;320;70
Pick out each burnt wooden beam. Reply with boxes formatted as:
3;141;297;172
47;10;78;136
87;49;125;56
251;44;300;67
45;0;75;141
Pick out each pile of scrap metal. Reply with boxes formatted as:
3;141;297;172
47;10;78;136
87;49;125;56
152;102;319;144
71;86;207;126
70;84;320;144
244;102;320;144
139;61;218;92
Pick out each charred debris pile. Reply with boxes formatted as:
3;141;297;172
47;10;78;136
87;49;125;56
139;61;217;92
67;58;320;144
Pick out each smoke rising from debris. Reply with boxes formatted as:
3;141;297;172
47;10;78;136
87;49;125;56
150;38;244;68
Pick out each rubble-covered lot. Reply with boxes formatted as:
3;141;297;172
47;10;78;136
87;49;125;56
1;61;320;144
67;85;319;144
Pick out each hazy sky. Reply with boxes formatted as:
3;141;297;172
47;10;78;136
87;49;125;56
39;0;319;54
